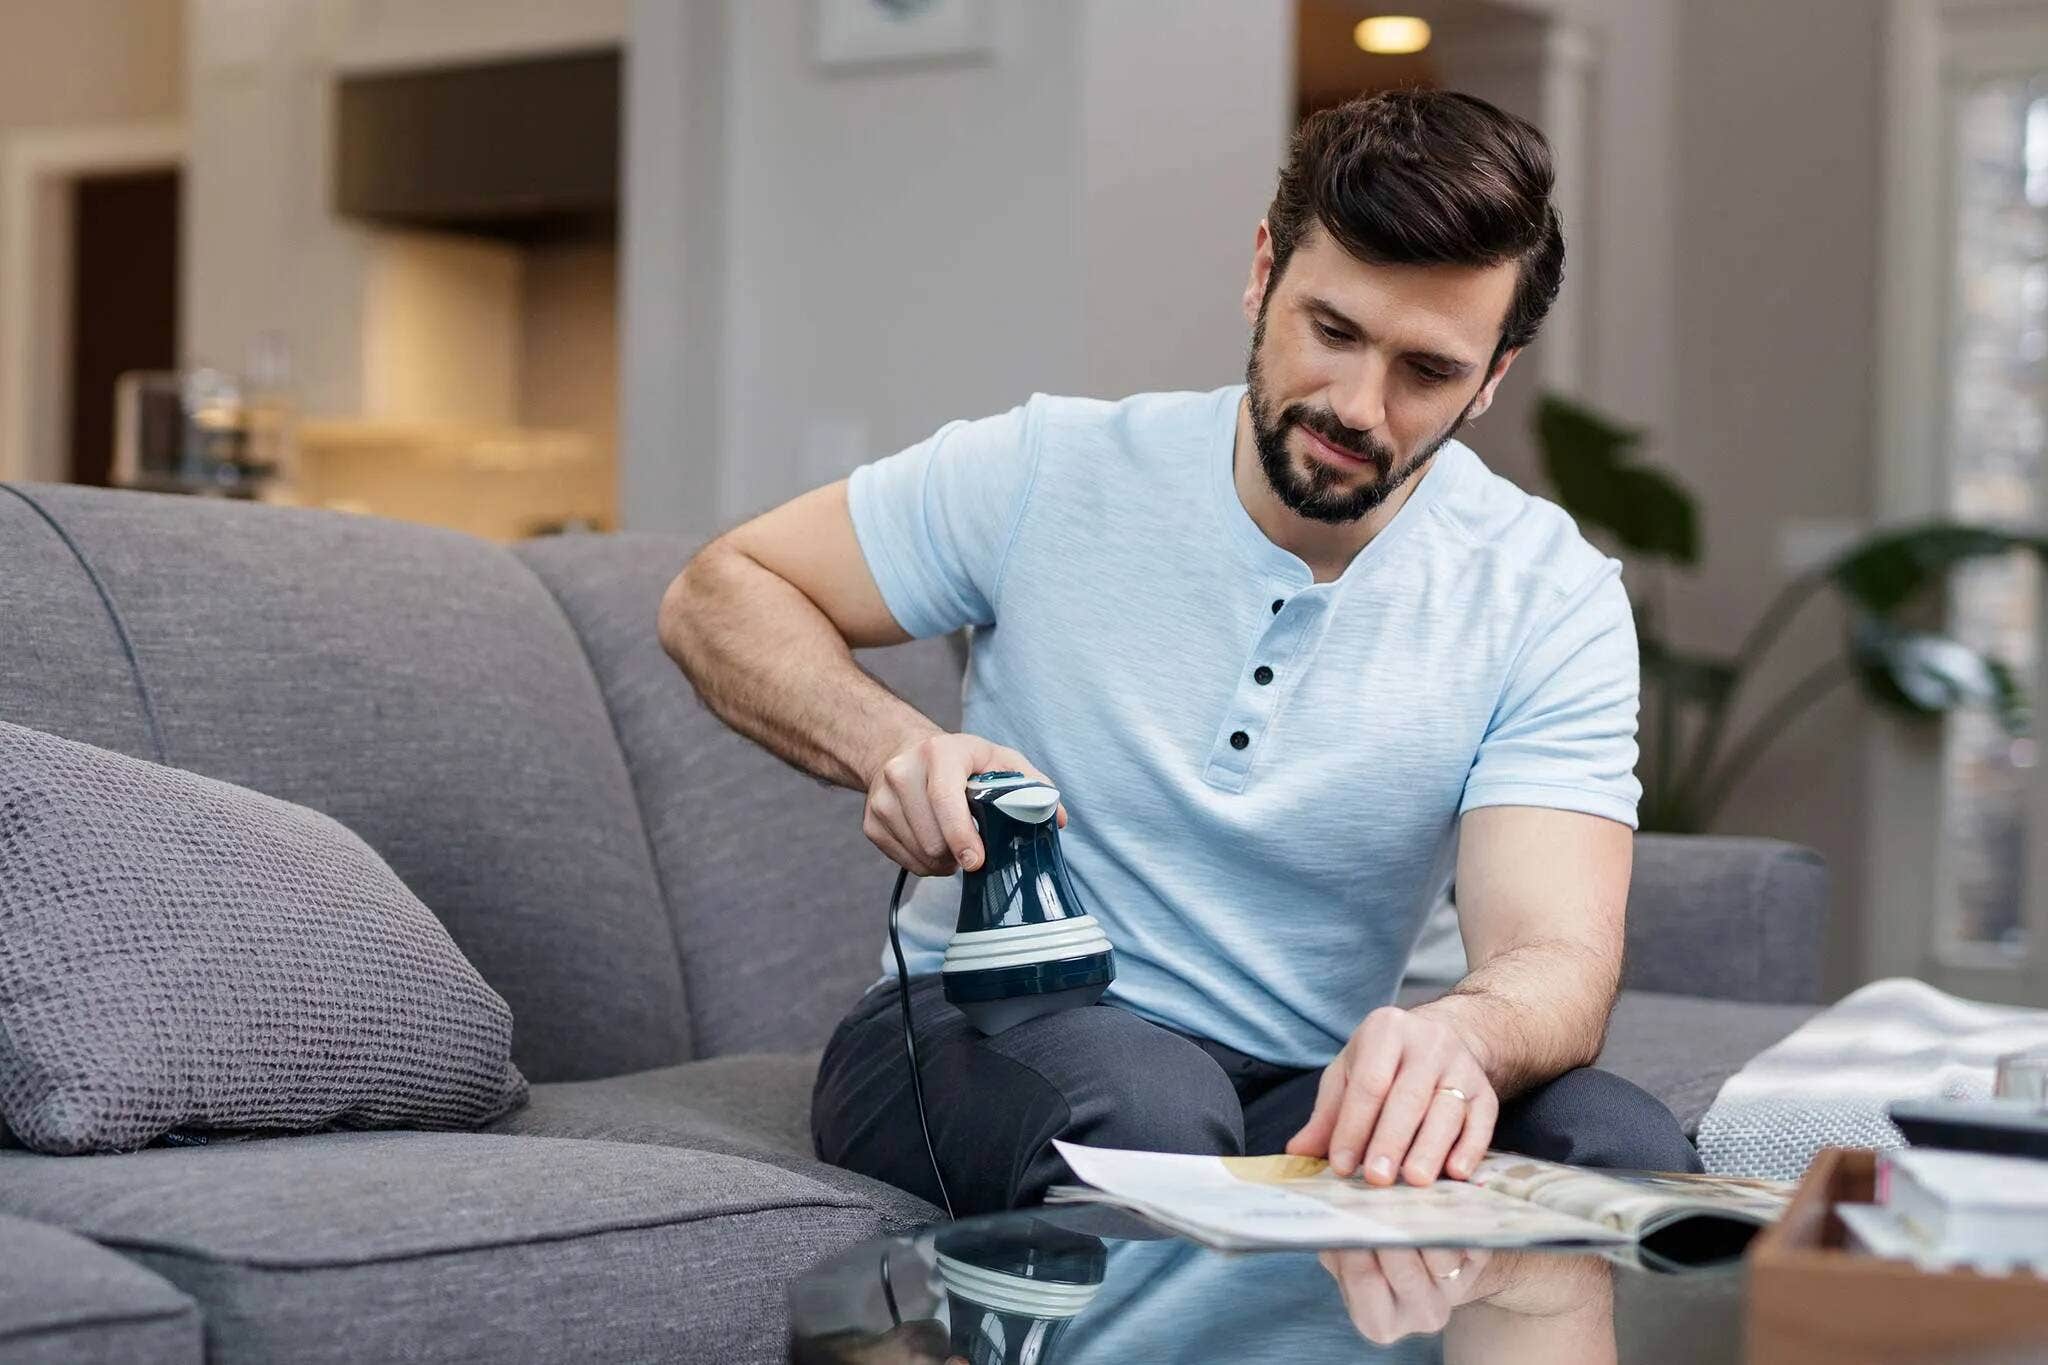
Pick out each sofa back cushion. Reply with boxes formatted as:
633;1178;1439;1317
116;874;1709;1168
515;533;966;1055
0;485;690;1080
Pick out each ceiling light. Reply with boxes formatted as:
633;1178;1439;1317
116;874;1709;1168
1354;16;1432;55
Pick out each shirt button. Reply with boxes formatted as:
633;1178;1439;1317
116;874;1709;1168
1229;730;1250;750
1253;666;1273;685
1270;599;1284;614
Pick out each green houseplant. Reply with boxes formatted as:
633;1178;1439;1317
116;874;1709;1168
1536;393;2041;834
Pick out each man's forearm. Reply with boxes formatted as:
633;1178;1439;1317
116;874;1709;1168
1412;938;1617;1099
659;545;940;792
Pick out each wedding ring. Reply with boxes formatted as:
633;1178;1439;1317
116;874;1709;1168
1437;1265;1463;1281
1436;1086;1470;1103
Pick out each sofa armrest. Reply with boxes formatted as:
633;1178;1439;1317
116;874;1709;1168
1621;834;1828;1005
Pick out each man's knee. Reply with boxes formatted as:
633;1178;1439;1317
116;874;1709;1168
1000;1006;1245;1158
1494;1067;1703;1174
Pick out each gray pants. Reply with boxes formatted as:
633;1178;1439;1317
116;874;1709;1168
812;976;1702;1216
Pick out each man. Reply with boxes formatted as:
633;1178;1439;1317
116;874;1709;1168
661;89;1700;1217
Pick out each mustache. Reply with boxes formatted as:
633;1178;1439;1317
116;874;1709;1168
1283;404;1391;467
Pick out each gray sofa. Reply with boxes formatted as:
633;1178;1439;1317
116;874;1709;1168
0;483;1825;1363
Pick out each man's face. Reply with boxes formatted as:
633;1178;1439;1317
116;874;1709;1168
1242;222;1520;524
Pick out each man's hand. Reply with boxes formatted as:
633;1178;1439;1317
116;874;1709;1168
863;732;1067;878
1285;1006;1497;1185
1318;1247;1491;1345
1319;1248;1618;1361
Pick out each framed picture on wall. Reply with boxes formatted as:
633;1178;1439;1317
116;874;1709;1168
814;0;992;70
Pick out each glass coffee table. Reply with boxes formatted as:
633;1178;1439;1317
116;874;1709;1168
788;1205;1746;1363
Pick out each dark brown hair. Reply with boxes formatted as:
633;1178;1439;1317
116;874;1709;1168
1265;89;1564;363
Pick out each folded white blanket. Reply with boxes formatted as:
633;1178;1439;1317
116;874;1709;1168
1695;978;2048;1180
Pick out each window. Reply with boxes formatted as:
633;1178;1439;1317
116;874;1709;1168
1938;72;2048;962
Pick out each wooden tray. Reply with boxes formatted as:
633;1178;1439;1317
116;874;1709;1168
1746;1147;2048;1364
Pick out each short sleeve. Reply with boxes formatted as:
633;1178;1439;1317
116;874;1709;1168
1461;561;1642;828
844;399;1044;640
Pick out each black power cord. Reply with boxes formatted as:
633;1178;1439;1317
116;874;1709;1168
888;866;956;1220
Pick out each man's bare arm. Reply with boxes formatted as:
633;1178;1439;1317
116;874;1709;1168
1289;804;1628;1184
659;478;937;794
1414;805;1630;1098
659;477;1064;877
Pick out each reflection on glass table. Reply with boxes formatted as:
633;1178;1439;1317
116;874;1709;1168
787;1205;1744;1365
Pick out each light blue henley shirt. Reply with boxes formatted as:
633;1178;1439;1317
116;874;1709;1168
847;385;1639;1068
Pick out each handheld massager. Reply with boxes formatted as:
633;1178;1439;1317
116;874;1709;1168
886;769;1116;1218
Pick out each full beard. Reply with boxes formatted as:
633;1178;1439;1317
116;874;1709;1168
1245;311;1474;526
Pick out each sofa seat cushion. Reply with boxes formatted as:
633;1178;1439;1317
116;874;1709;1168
1591;991;1816;1134
0;1213;201;1364
0;1130;889;1365
488;1053;939;1230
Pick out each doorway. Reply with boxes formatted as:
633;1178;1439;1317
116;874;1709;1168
0;120;184;484
68;169;180;487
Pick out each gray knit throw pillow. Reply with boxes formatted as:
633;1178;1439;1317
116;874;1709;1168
0;720;528;1155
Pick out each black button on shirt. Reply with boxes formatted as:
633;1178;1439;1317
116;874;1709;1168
1229;730;1250;750
1270;599;1284;614
1253;666;1273;685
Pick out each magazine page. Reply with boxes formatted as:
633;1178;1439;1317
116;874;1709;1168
1470;1154;1792;1267
1048;1142;1631;1253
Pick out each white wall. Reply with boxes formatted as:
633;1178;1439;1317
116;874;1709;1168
1664;0;1886;994
327;0;625;73
717;0;1091;526
1077;0;1293;400
620;0;725;534
622;0;1297;537
1530;0;1681;446
184;0;360;411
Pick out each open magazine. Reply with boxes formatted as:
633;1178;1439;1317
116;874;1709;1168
1047;1141;1791;1269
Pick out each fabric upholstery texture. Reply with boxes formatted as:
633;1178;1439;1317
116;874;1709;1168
1591;991;1816;1133
0;1214;201;1365
0;485;690;1082
0;720;528;1154
486;1053;939;1229
1620;835;1828;1004
515;533;967;1056
1404;833;1833;1004
0;490;163;760
0;1132;886;1365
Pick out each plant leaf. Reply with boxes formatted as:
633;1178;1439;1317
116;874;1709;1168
1985;656;2031;736
1536;394;1700;566
1829;522;2048;616
1849;615;2015;724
